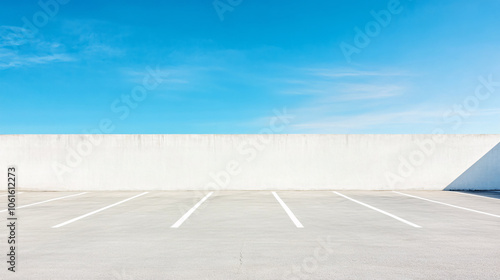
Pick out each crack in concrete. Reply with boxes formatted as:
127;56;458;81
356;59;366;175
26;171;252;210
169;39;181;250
237;241;245;273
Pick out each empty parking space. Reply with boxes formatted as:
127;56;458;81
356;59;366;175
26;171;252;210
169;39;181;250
276;191;425;234
0;191;81;209
170;191;306;231
333;191;421;228
0;192;87;213
53;192;149;228
1;190;500;279
324;191;499;230
394;191;500;218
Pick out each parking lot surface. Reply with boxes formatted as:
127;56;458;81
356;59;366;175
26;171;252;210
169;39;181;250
1;190;500;279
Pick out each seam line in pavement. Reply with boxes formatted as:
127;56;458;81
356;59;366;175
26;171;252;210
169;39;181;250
333;191;421;228
393;191;500;218
171;192;213;228
52;192;149;228
272;192;304;228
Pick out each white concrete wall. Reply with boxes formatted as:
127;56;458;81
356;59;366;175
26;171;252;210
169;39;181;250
1;134;499;191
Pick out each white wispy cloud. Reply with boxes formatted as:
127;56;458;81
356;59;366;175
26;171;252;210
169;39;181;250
305;68;409;78
280;81;405;100
0;53;74;69
288;105;500;133
0;26;31;48
291;109;442;132
0;20;128;70
278;66;410;101
124;66;194;84
335;84;405;100
82;42;124;57
473;108;500;116
279;88;328;95
0;25;74;69
264;65;420;132
60;19;128;57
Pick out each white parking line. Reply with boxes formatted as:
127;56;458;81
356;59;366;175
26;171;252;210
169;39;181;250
452;191;500;201
333;191;421;228
0;192;23;197
171;192;213;228
52;192;149;228
393;191;500;218
272;192;304;228
0;192;86;213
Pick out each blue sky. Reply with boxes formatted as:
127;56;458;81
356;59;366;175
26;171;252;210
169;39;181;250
1;0;500;134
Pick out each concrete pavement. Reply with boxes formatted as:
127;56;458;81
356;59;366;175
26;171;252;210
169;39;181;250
1;190;499;279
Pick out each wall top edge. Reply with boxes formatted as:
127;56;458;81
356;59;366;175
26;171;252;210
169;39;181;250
1;134;500;136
